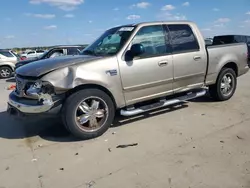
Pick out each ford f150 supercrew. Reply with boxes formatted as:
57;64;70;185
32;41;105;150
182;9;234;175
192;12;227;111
7;21;249;139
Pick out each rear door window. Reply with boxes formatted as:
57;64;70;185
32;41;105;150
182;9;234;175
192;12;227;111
167;24;200;53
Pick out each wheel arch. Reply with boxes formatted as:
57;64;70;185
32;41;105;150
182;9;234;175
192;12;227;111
0;64;14;71
209;63;238;101
211;61;238;84
221;62;238;77
66;84;118;109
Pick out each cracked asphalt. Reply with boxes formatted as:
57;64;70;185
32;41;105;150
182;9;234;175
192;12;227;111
0;73;250;188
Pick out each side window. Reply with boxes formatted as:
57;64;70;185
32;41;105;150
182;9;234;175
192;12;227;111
168;24;200;53
27;51;35;55
131;25;168;58
0;51;14;57
67;48;81;55
36;50;44;53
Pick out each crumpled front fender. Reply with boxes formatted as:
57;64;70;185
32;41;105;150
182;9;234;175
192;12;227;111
41;66;110;90
40;61;126;108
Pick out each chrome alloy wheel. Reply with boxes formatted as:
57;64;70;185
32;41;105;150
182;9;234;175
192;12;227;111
75;97;109;132
220;73;234;96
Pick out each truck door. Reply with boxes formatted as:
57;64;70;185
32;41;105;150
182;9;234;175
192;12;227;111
166;24;207;93
118;25;174;105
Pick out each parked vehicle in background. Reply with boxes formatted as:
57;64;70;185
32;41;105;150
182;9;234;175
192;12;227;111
213;35;250;63
15;45;85;69
21;50;45;59
8;21;249;139
20;56;27;61
205;38;213;46
0;49;19;78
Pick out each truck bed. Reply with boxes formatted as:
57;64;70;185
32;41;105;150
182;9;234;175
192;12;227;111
205;43;248;85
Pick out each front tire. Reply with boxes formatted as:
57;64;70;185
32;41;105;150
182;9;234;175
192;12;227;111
62;89;115;139
0;66;13;79
209;68;237;101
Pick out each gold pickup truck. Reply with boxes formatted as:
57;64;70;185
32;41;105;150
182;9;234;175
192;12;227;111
7;21;249;139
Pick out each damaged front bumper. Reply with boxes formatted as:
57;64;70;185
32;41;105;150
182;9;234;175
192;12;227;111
7;91;64;117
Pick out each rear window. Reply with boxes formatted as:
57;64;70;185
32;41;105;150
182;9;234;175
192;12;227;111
0;51;14;57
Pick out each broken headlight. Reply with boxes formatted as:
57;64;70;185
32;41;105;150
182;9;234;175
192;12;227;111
25;81;54;99
40;81;55;94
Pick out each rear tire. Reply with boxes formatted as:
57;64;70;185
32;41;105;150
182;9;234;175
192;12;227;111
209;68;237;101
0;66;13;79
62;89;115;139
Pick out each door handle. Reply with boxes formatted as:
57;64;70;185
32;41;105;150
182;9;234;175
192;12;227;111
158;61;168;67
193;56;202;61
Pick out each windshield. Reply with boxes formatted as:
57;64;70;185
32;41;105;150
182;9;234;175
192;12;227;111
81;26;136;56
39;50;51;59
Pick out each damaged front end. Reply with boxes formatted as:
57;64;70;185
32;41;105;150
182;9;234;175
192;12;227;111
7;75;65;117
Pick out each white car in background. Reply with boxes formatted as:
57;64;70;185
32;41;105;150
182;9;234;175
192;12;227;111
21;50;45;59
0;49;19;78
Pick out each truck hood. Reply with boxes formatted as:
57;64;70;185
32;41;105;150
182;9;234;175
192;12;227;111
16;55;101;77
16;57;39;67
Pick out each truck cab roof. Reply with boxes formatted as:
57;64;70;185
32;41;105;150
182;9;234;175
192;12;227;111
116;20;194;28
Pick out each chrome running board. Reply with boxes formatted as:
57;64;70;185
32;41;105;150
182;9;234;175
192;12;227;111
120;89;207;117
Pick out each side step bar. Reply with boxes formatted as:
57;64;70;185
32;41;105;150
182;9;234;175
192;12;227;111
120;89;207;117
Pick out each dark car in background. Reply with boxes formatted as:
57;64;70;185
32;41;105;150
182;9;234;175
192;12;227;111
212;35;250;64
15;45;86;69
